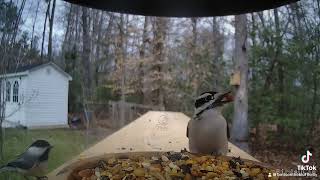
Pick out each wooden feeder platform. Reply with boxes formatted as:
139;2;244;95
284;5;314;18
48;111;258;179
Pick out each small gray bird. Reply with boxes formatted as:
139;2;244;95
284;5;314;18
0;140;53;180
187;91;233;155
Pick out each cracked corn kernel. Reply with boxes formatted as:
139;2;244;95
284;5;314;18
133;168;145;177
74;152;273;180
250;167;261;176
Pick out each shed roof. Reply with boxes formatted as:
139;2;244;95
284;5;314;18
3;62;72;80
64;0;299;17
7;62;44;74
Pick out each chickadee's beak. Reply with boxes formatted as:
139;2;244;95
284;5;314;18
216;91;234;104
49;145;54;149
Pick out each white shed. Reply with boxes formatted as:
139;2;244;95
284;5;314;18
0;62;72;129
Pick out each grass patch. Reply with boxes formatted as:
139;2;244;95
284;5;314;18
0;128;100;180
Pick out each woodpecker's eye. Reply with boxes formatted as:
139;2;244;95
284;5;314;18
205;95;213;101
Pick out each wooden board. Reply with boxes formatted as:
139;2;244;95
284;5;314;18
48;111;258;179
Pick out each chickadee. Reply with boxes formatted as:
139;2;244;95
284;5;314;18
0;140;53;180
187;91;234;155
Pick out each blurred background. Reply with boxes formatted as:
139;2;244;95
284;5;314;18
0;0;319;179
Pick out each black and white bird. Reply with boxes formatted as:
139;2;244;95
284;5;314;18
187;91;234;155
0;140;53;180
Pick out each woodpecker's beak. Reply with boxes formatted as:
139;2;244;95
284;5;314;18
216;91;234;104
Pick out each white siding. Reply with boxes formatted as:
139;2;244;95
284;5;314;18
25;65;69;127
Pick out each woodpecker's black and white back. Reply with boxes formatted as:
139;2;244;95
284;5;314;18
0;140;53;179
187;91;233;155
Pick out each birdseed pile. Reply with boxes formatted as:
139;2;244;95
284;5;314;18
72;152;277;180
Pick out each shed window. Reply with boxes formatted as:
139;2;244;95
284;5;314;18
13;81;19;103
6;81;11;102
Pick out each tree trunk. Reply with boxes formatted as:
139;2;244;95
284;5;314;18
114;14;127;127
95;12;103;61
249;13;257;91
311;48;319;128
211;17;223;90
120;15;126;128
62;4;73;53
0;82;5;160
74;6;80;50
274;8;285;117
152;17;167;109
48;0;57;61
0;125;3;160
10;0;26;44
250;13;257;47
231;14;249;152
103;14;114;58
94;12;104;86
41;0;51;59
190;18;198;96
81;7;92;98
31;0;40;50
139;16;149;104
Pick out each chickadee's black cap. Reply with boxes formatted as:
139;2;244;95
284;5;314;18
31;140;51;148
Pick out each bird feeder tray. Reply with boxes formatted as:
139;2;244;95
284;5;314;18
53;151;275;180
49;112;261;180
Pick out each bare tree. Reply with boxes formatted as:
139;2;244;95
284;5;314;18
95;12;104;62
81;7;92;98
41;0;51;59
151;17;168;109
139;16;149;103
30;0;41;50
115;14;126;127
48;0;57;61
0;0;27;159
190;18;198;97
211;17;224;89
273;8;285;117
231;14;249;152
0;72;7;160
102;13;115;60
62;4;73;53
10;0;27;44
